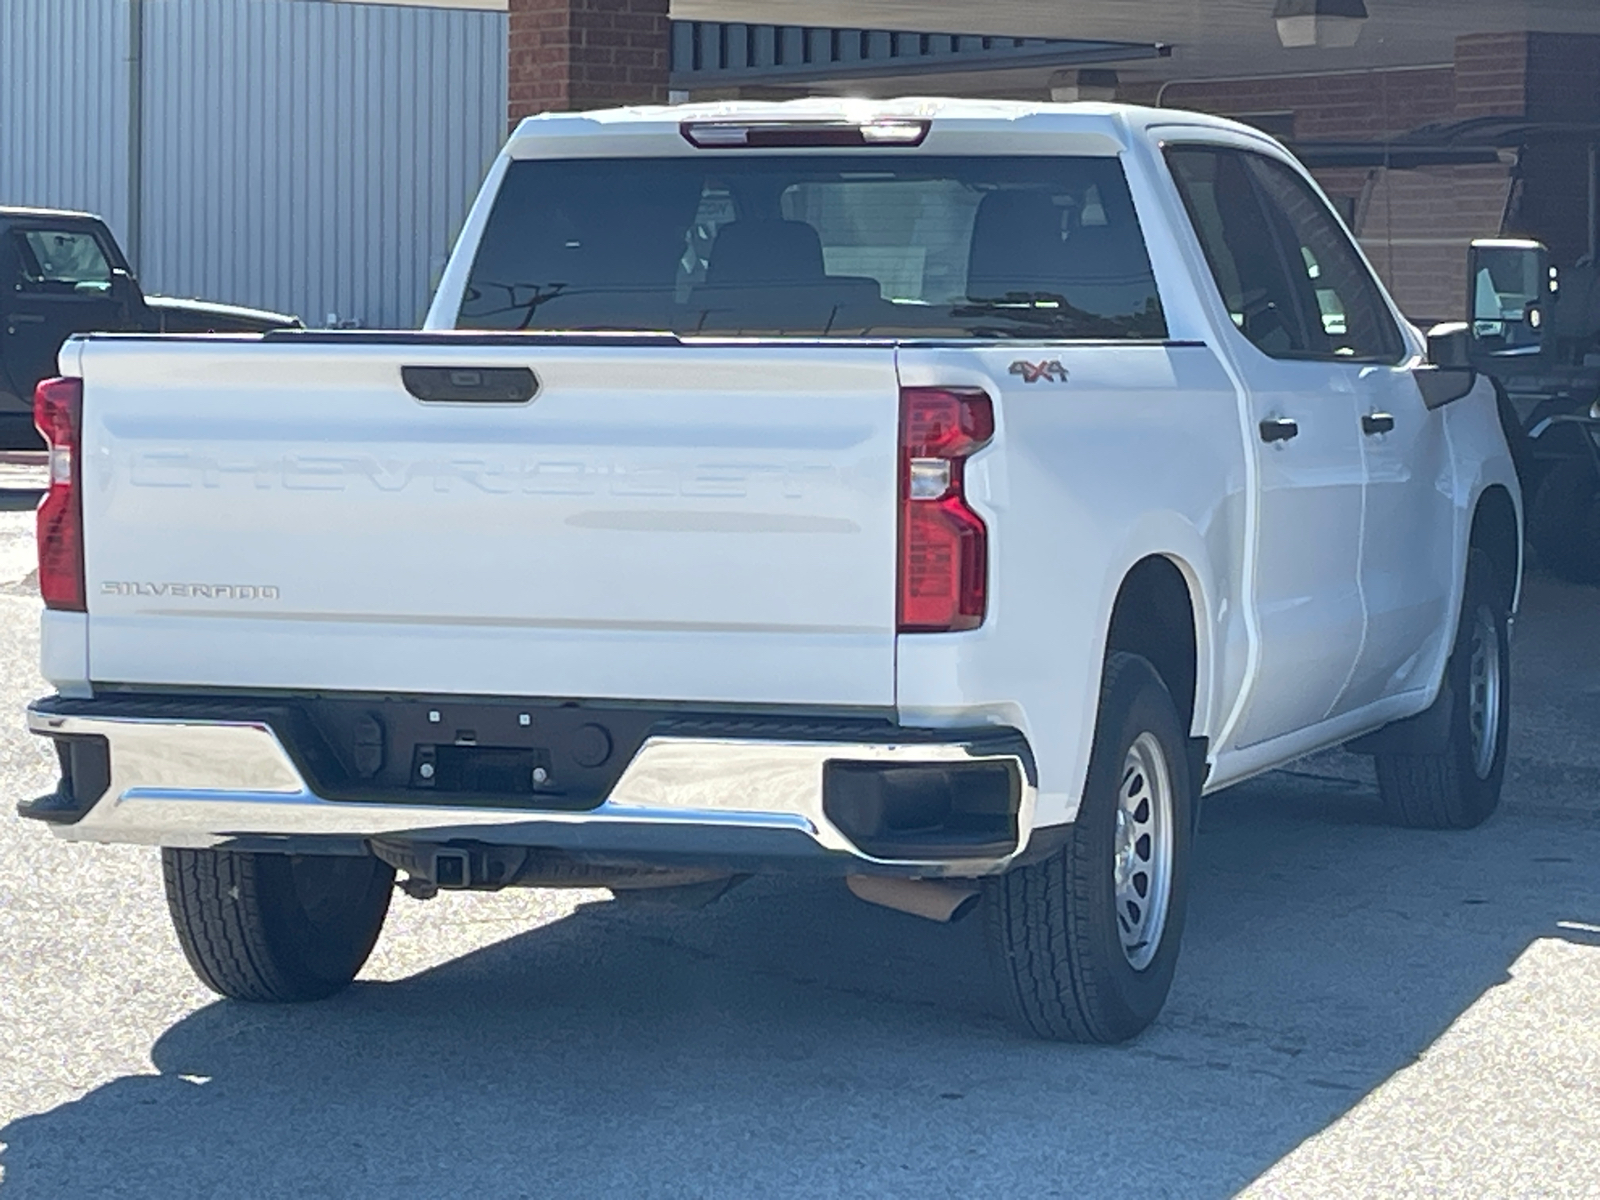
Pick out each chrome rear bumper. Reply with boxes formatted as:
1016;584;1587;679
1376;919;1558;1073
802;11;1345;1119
25;702;1036;876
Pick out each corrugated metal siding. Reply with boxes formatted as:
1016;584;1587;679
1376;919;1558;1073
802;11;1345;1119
140;0;506;327
0;0;132;241
2;0;506;328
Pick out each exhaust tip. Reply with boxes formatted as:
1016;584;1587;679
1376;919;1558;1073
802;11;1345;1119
948;890;982;923
846;874;982;923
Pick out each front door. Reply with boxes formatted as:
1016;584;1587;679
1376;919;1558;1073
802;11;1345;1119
1;223;132;398
1342;365;1457;706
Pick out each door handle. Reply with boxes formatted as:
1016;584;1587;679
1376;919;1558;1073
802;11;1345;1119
401;365;538;403
1362;412;1396;436
1258;416;1299;444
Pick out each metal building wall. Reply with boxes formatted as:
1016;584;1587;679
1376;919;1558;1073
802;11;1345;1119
2;0;507;329
140;0;507;328
0;0;132;241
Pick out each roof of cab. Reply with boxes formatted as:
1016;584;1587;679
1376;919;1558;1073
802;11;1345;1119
504;96;1275;159
0;204;101;222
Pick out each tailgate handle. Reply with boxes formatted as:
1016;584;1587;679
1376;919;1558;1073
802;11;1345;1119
402;366;538;404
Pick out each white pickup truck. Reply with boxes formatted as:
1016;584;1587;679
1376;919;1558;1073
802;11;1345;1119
21;99;1520;1043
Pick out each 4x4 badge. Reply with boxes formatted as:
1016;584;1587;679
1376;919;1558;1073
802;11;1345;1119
1009;359;1068;384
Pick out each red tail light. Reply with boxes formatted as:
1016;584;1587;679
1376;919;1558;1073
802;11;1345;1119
898;387;994;633
34;377;85;612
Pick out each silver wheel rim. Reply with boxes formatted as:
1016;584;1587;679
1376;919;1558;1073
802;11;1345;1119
1113;732;1174;971
1468;603;1503;781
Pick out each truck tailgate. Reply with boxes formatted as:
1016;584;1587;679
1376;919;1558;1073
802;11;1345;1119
78;338;900;706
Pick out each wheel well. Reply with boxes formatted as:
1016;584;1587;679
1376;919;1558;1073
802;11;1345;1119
1106;556;1199;731
1470;485;1521;606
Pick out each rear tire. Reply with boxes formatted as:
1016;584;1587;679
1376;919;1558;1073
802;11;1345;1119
163;848;394;1002
1375;549;1510;830
985;652;1193;1043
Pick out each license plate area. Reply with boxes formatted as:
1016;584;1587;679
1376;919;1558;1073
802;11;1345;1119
410;744;557;797
281;697;662;811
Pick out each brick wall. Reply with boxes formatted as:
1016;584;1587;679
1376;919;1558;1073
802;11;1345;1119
1355;164;1515;324
1153;39;1536;323
1149;30;1600;318
1453;32;1528;118
507;0;669;124
1158;65;1457;140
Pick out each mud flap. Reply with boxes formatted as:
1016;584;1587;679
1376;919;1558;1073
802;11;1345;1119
1187;736;1210;834
1344;680;1455;756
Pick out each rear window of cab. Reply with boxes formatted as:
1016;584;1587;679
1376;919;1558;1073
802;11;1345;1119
459;155;1167;340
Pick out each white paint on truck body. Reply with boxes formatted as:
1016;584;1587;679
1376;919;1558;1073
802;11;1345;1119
893;341;1247;828
48;97;1523;844
78;339;901;707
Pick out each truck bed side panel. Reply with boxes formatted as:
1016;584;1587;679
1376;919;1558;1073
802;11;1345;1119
895;343;1248;829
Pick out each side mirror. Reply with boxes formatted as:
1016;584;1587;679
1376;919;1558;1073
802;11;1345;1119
1427;322;1471;367
1418;323;1477;409
1414;366;1477;410
108;268;138;306
1468;238;1551;352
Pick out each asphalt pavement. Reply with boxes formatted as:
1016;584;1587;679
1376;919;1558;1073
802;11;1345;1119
2;473;1598;1197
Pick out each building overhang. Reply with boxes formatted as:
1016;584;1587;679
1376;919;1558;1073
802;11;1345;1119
1291;116;1600;170
668;22;1168;92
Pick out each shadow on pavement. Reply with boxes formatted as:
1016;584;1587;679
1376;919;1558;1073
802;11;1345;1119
4;765;1596;1197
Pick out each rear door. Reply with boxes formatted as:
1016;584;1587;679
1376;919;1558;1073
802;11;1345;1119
1235;153;1455;710
80;338;902;707
1165;143;1372;749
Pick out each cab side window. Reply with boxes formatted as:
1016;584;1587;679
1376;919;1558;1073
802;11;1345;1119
1240;154;1404;363
1164;146;1310;357
1165;145;1404;364
13;229;114;296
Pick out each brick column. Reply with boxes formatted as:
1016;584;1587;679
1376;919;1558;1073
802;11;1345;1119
507;0;670;124
1451;32;1530;118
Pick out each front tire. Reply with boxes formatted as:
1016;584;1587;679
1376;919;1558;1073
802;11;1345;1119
985;652;1193;1043
1375;549;1511;829
163;849;395;1002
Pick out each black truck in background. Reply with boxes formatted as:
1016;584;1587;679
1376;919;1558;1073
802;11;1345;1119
0;206;300;448
1286;116;1600;581
1448;239;1600;581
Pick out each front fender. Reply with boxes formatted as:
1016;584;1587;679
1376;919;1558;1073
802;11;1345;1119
1448;376;1524;613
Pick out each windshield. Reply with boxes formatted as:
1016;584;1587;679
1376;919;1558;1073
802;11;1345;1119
458;155;1166;340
